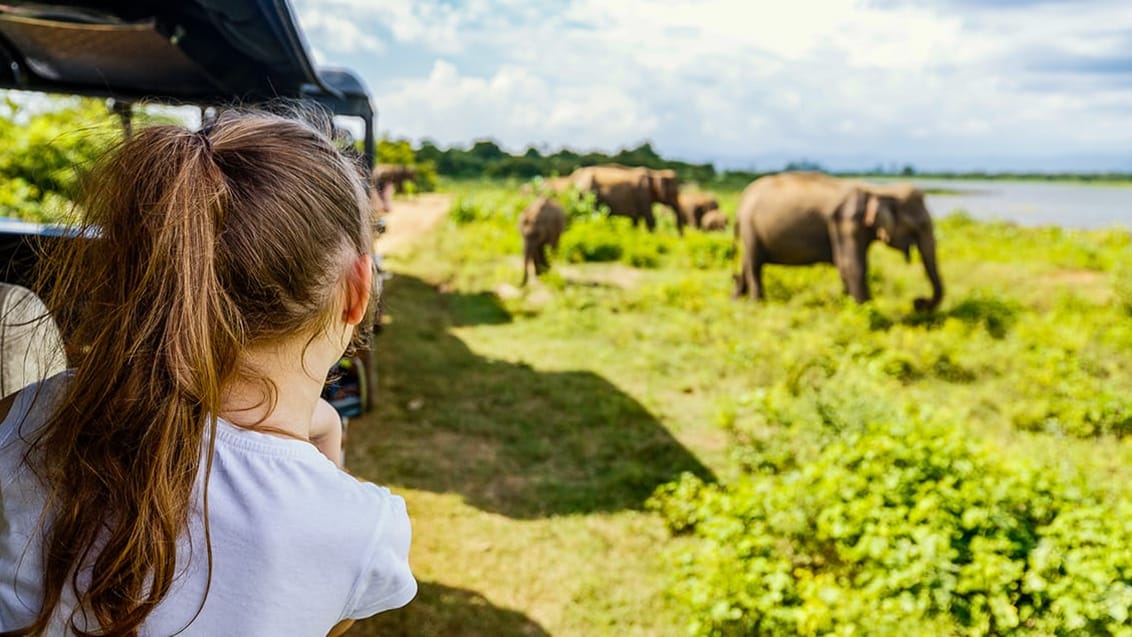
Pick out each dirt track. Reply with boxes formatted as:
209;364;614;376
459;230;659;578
372;193;452;257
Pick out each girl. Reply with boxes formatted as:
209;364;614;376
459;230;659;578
0;110;415;636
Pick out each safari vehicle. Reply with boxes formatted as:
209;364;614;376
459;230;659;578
0;0;382;428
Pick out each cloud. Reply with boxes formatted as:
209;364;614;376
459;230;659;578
377;60;658;151
295;10;384;54
295;0;1132;170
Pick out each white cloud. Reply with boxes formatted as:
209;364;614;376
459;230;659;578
378;60;658;150
295;0;1132;169
296;11;384;54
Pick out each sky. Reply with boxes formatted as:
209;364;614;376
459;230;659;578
290;0;1132;172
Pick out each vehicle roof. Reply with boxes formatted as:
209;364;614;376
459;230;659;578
0;0;377;166
0;0;372;118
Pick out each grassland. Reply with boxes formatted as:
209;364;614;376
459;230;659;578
348;180;1131;636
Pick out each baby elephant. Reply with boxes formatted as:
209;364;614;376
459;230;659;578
678;191;723;230
700;209;728;231
518;197;566;285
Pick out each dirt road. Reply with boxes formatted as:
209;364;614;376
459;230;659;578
373;193;452;257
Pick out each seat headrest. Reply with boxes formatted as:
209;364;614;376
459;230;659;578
0;283;66;398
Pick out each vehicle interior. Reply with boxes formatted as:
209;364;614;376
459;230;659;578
0;0;380;423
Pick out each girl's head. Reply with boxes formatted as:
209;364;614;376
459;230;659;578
23;108;375;636
64;108;376;367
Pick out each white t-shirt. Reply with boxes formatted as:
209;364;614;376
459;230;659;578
0;374;416;636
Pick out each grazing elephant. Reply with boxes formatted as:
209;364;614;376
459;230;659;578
370;163;417;212
700;209;728;231
569;164;683;233
645;168;682;232
677;191;721;229
733;172;943;311
518;197;566;285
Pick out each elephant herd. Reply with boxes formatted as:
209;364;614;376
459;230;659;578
515;164;944;312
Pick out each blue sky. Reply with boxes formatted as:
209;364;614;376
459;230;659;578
291;0;1132;172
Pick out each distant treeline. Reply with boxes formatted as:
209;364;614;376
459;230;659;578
376;137;1132;188
377;137;719;186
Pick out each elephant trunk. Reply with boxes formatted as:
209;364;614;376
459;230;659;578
915;228;944;311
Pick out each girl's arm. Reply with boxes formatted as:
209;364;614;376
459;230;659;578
310;397;344;467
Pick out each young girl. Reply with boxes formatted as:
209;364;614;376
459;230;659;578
0;110;415;635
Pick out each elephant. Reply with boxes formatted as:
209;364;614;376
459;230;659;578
520;175;572;197
518;197;566;285
677;191;722;229
370;163;417;212
700;209;728;231
733;172;943;311
567;164;683;233
645;168;682;231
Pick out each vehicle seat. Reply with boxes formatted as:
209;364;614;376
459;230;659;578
0;283;66;398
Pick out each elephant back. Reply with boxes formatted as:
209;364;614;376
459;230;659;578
519;197;566;240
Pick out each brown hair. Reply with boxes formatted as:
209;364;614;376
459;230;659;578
11;108;373;636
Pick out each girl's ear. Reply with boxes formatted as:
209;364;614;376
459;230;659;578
343;253;372;326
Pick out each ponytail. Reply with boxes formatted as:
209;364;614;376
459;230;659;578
14;125;238;636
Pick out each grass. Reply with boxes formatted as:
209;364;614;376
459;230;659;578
345;180;1132;636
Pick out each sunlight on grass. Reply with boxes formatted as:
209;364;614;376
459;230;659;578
350;180;1132;636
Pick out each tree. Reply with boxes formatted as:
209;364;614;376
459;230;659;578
0;95;119;221
468;139;506;161
376;137;415;166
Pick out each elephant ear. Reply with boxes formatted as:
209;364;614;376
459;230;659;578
863;193;896;243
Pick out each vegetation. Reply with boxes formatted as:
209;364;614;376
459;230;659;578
0;96;120;222
3;97;1128;635
388;137;718;183
353;180;1131;636
380;137;1132;189
375;137;439;193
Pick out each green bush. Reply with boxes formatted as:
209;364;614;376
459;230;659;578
649;412;1132;636
376;137;438;192
0;96;118;222
449;192;525;225
559;217;628;263
1114;255;1132;316
948;294;1021;339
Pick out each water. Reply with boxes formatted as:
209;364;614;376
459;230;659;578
895;179;1132;230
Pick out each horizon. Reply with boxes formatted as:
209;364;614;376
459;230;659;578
293;0;1132;174
388;135;1132;175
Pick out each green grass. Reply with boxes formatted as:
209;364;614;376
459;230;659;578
348;181;1132;636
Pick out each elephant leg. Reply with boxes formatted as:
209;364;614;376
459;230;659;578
643;208;657;232
750;257;765;301
521;240;534;286
535;244;550;274
735;237;764;301
838;241;871;302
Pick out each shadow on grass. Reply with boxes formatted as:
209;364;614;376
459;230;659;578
352;581;549;637
351;273;715;519
444;289;512;326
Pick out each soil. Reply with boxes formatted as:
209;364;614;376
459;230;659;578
372;193;453;257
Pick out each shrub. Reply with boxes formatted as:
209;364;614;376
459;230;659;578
1114;255;1132;316
649;413;1132;636
449;192;524;225
0;97;117;221
559;218;628;263
948;293;1021;339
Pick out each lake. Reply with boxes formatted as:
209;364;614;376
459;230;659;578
892;179;1132;230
